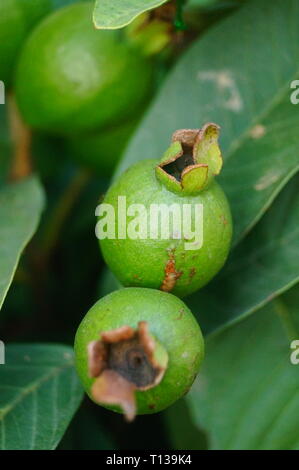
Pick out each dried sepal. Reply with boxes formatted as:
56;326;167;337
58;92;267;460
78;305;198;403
88;340;107;377
101;325;135;343
92;370;136;422
171;129;199;147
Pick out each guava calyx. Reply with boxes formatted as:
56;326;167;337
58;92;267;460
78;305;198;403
88;321;168;421
125;11;173;57
155;122;223;195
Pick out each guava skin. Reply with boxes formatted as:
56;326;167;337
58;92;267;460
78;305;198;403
74;288;204;415
0;0;51;85
15;2;153;134
99;159;233;298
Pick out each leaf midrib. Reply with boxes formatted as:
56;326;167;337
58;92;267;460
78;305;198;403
223;78;296;163
0;361;74;421
222;70;299;244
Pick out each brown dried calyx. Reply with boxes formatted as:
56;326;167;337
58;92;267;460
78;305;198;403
156;123;222;195
88;322;168;421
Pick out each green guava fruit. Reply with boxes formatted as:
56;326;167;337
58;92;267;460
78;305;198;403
74;287;204;419
67;117;139;177
0;0;51;85
98;123;233;298
15;2;153;134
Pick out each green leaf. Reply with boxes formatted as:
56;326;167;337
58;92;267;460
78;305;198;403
0;109;10;184
93;0;168;29
187;298;299;450
0;105;11;185
116;0;299;243
0;177;45;310
0;344;83;450
187;174;299;335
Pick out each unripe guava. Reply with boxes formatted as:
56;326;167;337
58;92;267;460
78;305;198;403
98;123;233;298
15;2;153;134
0;0;51;85
74;288;204;419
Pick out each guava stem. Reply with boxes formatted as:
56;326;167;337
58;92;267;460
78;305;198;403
25;168;91;333
39;169;91;265
8;93;32;181
174;0;187;31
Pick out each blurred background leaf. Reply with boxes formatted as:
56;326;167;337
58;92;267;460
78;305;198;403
187;288;299;449
0;109;11;185
0;177;44;311
164;398;208;449
58;399;116;450
188;174;299;335
0;344;83;450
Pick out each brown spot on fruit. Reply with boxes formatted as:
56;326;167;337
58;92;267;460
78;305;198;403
176;308;185;320
189;268;196;279
160;250;182;292
220;214;228;225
